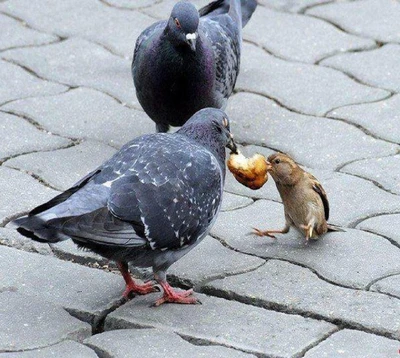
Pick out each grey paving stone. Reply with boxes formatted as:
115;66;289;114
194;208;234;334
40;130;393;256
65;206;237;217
210;200;400;288
303;329;400;358
0;291;91;352
142;0;210;19
341;154;400;195
0;167;58;225
328;94;400;144
357;214;400;247
307;0;400;43
370;275;400;300
105;293;336;357
0;340;97;358
244;7;375;63
94;0;157;10
169;236;264;288
321;44;400;92
0;59;66;105
0;245;123;324
205;260;400;339
6;140;117;191
259;0;331;13
221;192;253;212
2;38;138;107
86;328;255;358
226;92;397;170
0;227;52;255
236;43;389;116
0;13;58;50
2;88;153;147
0;111;70;161
0;0;155;58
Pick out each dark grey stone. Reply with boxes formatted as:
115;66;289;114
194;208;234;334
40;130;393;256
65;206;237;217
0;59;66;105
0;245;123;324
2;38;138;107
328;93;400;144
0;341;97;358
168;236;265;288
226;92;397;170
243;6;375;63
235;43;389;116
6;140;117;191
0;167;58;226
0;13;58;50
370;275;400;300
105;293;336;357
307;0;400;43
321;44;400;92
210;200;400;288
0;291;91;352
0;0;155;58
0;112;70;162
341;154;400;195
86;328;256;358
357;214;400;247
205;260;400;339
304;329;400;358
2;88;153;147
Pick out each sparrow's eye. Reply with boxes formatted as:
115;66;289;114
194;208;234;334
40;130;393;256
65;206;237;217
174;18;181;28
274;158;281;164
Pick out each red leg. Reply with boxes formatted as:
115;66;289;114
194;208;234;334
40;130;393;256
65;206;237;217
117;262;158;299
153;281;199;307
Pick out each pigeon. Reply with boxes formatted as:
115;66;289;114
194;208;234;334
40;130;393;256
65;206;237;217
253;153;343;241
13;108;238;306
132;0;257;133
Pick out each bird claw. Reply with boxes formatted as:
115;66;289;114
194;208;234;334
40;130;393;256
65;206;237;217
152;288;200;307
123;280;160;299
251;227;277;239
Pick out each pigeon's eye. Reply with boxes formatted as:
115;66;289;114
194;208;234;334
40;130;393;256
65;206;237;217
174;18;181;28
222;117;228;127
274;159;281;164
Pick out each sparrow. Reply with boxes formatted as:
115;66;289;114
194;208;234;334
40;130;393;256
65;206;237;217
253;153;342;241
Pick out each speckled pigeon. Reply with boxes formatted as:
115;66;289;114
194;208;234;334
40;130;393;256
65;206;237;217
13;108;238;306
132;0;257;133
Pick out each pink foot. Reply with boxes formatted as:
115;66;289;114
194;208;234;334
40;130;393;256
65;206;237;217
123;280;159;299
154;283;200;306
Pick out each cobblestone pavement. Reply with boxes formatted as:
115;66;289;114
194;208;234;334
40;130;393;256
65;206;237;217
1;0;400;357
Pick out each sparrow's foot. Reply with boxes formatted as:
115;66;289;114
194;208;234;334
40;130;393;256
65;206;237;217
251;227;277;239
153;283;200;306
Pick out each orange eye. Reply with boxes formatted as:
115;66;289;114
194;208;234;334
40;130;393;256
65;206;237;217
174;18;181;28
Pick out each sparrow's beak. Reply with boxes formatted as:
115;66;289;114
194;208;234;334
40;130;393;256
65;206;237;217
226;133;238;154
265;161;272;171
186;33;197;52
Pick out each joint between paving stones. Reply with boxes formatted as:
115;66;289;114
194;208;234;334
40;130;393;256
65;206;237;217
359;229;400;252
366;272;400;291
202;285;400;342
348;211;400;230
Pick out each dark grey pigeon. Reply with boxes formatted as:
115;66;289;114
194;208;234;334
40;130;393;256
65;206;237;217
132;0;257;133
13;108;238;306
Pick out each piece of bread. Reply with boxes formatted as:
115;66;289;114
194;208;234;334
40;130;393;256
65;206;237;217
228;152;269;190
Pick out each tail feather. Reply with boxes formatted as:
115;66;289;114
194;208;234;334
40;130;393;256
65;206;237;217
12;215;68;243
327;224;346;233
199;0;257;28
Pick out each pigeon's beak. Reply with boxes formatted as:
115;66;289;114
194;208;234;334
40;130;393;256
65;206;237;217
186;33;197;52
226;133;238;154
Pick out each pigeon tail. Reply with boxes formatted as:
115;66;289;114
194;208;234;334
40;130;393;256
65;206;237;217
12;215;68;243
199;0;257;27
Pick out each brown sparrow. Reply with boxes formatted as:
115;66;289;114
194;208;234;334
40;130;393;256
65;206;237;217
253;153;342;240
